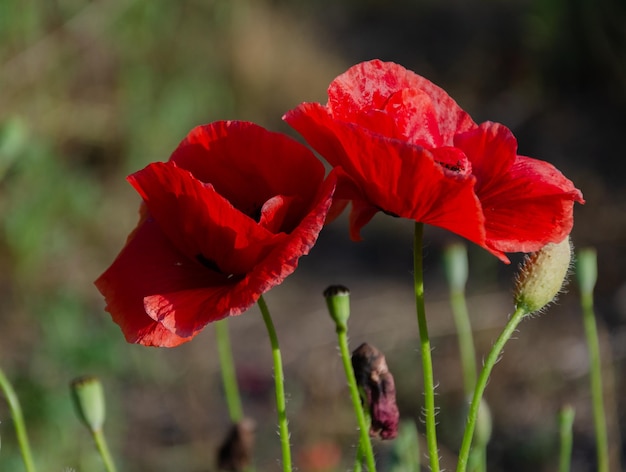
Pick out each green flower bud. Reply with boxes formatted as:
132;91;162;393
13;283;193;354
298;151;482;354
70;376;106;433
515;237;572;314
473;398;492;449
323;285;351;331
576;248;597;295
443;243;468;292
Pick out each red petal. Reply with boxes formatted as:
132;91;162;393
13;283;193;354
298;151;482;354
151;172;338;338
348;200;378;242
481;156;584;253
457;122;584;253
258;194;298;234
286;108;485;246
326;60;476;142
455;122;518;195
97;172;336;345
129;162;286;276
170;121;325;227
382;88;444;146
284;103;350;169
95;217;227;347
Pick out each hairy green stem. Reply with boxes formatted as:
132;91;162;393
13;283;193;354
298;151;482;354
581;291;609;472
353;441;365;472
92;429;118;472
257;295;292;472
450;289;477;397
450;290;486;472
558;405;575;472
215;319;244;422
443;244;477;396
456;306;528;472
336;325;377;471
413;222;440;472
0;367;37;472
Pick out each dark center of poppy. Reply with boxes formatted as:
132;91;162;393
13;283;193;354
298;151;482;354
196;253;241;280
249;205;263;223
429;146;471;176
436;160;464;173
196;253;222;273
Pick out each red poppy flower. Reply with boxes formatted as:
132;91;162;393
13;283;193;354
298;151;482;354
95;121;336;347
284;60;584;262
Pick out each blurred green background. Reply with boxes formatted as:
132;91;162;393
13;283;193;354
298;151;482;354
0;0;625;470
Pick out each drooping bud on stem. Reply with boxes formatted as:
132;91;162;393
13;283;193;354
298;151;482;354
351;343;400;439
323;285;351;331
70;376;106;433
514;237;572;314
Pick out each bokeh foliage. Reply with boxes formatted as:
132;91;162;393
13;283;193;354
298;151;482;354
0;0;624;471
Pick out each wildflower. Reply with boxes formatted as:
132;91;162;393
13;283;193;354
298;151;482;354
96;121;336;346
284;60;584;262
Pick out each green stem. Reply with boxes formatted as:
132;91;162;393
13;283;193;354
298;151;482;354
451;291;485;472
257;295;292;472
467;447;487;472
450;289;477;397
413;222;440;472
558;405;575;472
215;319;244;422
336;325;377;472
478;448;487;472
92;429;118;472
468;447;485;472
456;306;528;472
0;367;37;472
581;291;609;472
353;438;364;472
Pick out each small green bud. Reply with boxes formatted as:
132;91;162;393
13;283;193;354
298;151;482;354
576;248;597;295
473;398;492;449
70;376;106;433
323;285;351;330
515;237;572;314
443;243;468;292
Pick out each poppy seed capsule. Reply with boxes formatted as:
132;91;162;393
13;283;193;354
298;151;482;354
70;376;106;433
514;237;572;313
324;285;351;330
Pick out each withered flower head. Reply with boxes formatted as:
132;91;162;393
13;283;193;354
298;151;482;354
351;343;400;439
217;417;257;472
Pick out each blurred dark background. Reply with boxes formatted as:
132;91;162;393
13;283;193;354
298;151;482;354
0;0;625;470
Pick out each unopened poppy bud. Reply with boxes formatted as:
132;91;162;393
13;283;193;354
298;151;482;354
514;237;572;313
217;418;256;472
324;285;351;331
351;343;400;439
70;376;106;433
473;398;492;449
